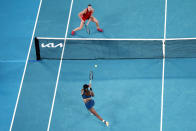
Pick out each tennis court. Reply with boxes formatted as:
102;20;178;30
7;0;196;131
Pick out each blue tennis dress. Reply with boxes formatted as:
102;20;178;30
82;93;95;110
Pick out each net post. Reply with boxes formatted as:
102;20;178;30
34;37;41;60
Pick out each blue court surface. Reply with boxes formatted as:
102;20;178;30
2;0;196;131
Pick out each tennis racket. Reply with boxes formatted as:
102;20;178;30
89;71;93;84
85;23;90;35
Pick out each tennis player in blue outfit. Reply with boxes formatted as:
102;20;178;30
81;84;109;127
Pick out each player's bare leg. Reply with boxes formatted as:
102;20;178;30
72;21;85;35
89;107;109;126
91;17;103;32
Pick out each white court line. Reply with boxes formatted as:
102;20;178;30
46;0;74;131
9;0;43;131
160;0;168;130
160;53;165;131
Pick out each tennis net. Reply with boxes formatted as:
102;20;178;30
165;38;196;58
34;37;164;60
34;37;196;60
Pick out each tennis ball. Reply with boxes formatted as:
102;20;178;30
94;64;98;68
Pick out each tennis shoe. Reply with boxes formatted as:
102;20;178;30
97;28;103;32
71;31;75;35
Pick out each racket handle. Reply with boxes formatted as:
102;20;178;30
89;80;92;84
